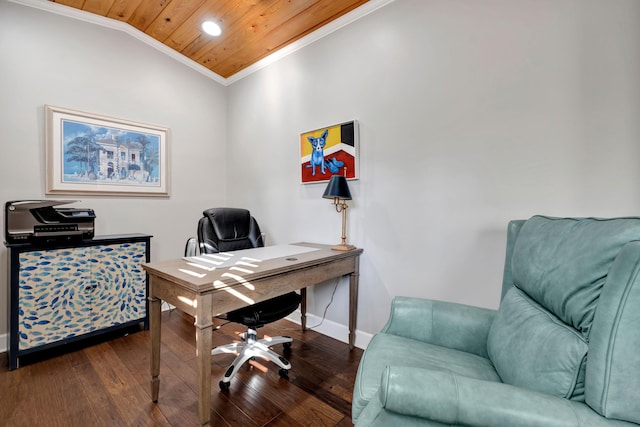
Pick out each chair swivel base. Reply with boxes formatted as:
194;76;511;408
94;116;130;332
212;328;293;391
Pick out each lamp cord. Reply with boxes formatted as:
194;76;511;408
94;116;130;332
306;277;340;329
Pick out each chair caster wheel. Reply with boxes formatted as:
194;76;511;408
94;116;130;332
283;342;292;350
219;381;230;391
279;368;289;378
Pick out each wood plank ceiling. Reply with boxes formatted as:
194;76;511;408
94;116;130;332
49;0;370;79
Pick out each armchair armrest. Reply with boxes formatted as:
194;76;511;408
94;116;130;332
382;296;496;358
376;366;628;427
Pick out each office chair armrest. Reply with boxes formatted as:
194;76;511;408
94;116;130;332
359;366;620;427
381;296;495;358
184;237;199;257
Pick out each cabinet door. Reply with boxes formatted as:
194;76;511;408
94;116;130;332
90;241;147;330
18;247;93;350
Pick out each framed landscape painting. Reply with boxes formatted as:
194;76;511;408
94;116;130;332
300;120;359;184
45;105;170;196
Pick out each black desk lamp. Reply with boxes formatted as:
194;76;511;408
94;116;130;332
322;175;356;251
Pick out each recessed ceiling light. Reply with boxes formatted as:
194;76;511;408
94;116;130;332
202;21;222;37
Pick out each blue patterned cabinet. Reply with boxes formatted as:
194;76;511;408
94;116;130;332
6;234;151;369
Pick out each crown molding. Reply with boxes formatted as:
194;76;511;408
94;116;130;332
9;0;394;86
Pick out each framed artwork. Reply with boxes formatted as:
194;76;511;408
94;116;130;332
300;120;359;184
45;105;170;196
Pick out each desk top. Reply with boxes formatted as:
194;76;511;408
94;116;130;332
142;242;362;294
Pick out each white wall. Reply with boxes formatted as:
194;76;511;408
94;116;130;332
0;1;228;337
226;0;640;339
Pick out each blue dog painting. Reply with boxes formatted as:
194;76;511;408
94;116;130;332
300;121;357;183
306;129;345;176
307;129;328;176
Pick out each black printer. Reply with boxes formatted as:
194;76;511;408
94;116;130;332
5;200;95;244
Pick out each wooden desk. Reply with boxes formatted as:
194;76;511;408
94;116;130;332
142;243;362;426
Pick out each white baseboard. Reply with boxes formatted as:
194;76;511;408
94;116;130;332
286;310;372;350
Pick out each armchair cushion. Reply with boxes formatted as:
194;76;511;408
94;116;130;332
487;287;587;400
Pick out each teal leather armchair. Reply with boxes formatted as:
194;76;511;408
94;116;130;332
353;216;640;426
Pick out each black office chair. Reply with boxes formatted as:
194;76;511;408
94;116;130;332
186;207;301;391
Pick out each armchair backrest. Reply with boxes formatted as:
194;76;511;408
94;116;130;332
198;207;263;254
489;216;640;424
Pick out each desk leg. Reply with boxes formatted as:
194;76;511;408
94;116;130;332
195;294;213;426
348;256;360;350
149;294;161;402
300;288;307;330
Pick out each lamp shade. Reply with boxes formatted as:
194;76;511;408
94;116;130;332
322;175;352;200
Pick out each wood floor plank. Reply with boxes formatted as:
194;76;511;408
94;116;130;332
214;376;284;426
66;350;126;426
0;355;21;422
8;355;85;426
0;311;363;426
232;365;345;426
83;343;171;426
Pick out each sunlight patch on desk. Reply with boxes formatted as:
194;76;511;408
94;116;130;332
178;245;321;307
207;252;235;261
184;262;216;272
213;279;228;289
224;287;255;305
213;279;255;305
229;266;254;274
178;268;207;278
178;295;196;307
235;260;259;268
201;254;232;263
183;244;319;269
221;272;256;290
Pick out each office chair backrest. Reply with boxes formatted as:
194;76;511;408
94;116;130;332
198;207;263;254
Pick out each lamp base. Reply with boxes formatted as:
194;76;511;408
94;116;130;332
332;243;356;251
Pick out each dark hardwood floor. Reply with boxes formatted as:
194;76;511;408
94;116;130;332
0;310;363;426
